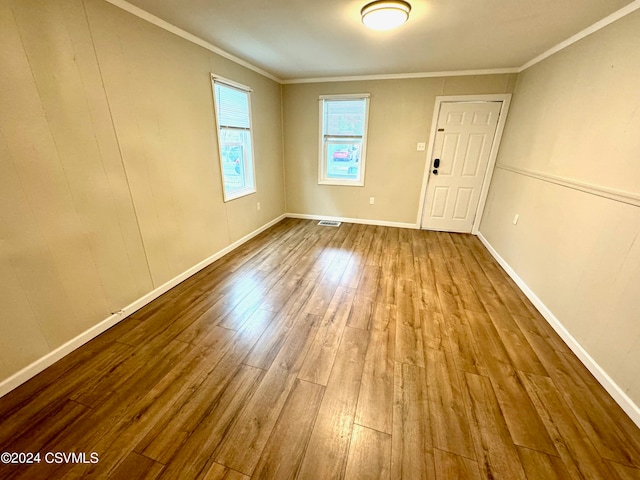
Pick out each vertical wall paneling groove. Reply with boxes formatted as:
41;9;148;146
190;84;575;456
1;0;639;443
480;9;640;415
81;0;156;294
0;0;285;396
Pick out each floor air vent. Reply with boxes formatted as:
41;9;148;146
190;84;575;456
318;220;341;227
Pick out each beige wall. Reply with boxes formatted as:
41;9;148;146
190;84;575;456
3;0;638;418
0;0;284;382
282;75;517;224
480;11;640;404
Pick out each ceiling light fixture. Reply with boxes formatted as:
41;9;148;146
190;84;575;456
361;0;411;31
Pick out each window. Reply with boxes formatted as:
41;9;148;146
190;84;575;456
212;75;256;201
319;94;370;186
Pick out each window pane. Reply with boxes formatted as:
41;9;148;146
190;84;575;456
215;83;250;129
326;141;361;181
212;78;256;201
324;99;366;136
318;94;368;186
219;128;252;195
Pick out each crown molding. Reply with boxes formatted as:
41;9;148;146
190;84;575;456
102;0;282;83
519;0;640;71
102;0;640;85
281;68;519;85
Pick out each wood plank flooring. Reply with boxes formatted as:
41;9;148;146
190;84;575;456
1;218;640;479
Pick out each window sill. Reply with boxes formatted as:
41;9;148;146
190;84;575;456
223;187;256;202
318;179;364;187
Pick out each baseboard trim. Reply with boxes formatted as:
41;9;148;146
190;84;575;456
477;232;640;428
286;213;418;230
0;312;123;398
0;214;286;399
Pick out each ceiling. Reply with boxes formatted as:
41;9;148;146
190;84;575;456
122;0;635;82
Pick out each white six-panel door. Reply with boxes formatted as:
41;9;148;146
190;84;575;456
422;101;502;233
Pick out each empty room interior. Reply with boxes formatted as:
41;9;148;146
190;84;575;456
1;0;640;478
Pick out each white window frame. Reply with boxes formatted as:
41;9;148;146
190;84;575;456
318;94;370;186
211;74;257;202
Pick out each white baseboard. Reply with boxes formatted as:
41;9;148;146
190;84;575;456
477;232;640;428
286;212;418;230
0;312;124;398
0;214;286;399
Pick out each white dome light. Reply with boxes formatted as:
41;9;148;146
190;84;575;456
361;1;411;31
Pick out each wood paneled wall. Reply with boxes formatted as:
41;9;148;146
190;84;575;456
480;10;640;407
0;0;284;383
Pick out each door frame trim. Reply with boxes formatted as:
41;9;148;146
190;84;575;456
417;94;512;234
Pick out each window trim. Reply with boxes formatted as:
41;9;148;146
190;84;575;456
211;74;257;202
318;93;370;187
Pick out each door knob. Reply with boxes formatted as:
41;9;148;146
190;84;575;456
432;169;438;175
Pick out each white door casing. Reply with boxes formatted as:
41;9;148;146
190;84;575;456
419;96;510;233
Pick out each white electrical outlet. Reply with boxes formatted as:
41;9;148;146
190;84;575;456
513;214;519;225
369;197;375;205
417;142;426;151
257;202;261;211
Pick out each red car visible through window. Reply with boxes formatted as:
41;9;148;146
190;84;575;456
332;146;359;162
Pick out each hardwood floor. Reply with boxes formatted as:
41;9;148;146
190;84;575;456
1;218;639;479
